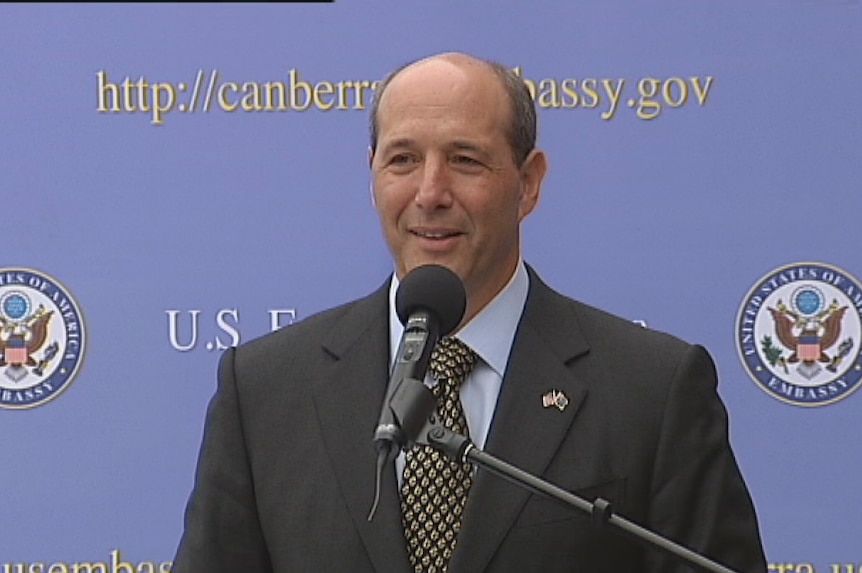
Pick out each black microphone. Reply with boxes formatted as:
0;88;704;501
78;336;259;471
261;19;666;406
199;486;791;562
374;264;466;455
368;264;466;520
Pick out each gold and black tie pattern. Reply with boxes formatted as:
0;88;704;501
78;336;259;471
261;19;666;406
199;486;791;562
401;336;478;573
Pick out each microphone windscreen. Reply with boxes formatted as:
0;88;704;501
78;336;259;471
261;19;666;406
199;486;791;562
395;265;466;336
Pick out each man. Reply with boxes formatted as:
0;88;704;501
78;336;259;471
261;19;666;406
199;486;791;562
172;52;767;572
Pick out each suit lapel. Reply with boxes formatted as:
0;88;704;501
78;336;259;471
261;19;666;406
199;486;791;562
449;271;591;573
311;282;412;573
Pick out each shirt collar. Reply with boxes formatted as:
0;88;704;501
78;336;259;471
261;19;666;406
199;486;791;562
388;260;530;378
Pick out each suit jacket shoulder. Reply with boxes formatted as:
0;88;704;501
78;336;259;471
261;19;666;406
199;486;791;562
229;279;390;388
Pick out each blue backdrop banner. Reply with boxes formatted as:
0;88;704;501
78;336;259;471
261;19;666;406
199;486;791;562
2;3;860;572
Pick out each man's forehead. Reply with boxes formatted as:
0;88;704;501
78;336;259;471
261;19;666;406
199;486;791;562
382;56;499;106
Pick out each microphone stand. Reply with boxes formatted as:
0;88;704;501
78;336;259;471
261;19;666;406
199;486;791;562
385;377;743;573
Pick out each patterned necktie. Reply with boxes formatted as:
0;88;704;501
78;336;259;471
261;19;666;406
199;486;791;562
401;336;478;573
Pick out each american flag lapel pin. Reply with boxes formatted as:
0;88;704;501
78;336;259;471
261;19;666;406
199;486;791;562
542;389;569;412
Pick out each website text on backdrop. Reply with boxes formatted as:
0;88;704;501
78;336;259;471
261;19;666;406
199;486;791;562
172;51;768;573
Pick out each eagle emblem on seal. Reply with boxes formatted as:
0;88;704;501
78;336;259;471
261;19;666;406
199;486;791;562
763;287;854;380
0;303;57;383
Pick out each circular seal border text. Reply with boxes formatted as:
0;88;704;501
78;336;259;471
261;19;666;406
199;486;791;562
736;261;862;407
0;267;87;409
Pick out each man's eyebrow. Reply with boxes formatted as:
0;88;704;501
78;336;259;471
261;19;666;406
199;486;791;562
451;141;484;152
377;138;417;153
376;138;491;160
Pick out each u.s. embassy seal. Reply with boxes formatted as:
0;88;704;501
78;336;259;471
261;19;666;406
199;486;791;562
736;262;862;406
0;267;86;409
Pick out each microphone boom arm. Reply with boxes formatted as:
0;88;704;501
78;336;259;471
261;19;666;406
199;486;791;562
401;381;743;573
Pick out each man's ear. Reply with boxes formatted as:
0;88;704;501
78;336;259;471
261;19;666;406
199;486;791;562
517;148;547;220
368;146;377;208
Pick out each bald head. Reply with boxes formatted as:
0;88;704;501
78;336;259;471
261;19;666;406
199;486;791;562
369;52;537;166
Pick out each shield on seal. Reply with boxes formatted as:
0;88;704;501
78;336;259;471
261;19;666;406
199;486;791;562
4;335;28;365
797;332;821;362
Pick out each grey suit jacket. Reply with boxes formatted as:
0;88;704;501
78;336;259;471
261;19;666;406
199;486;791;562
172;267;767;573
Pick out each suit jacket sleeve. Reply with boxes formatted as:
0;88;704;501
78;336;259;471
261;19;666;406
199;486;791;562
172;346;274;573
644;344;766;573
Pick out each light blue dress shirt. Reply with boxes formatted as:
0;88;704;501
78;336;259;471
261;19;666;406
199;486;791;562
388;260;530;486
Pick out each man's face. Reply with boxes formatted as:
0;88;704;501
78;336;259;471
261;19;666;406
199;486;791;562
370;56;545;322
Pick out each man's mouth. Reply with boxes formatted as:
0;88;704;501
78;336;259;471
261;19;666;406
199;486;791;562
411;229;460;239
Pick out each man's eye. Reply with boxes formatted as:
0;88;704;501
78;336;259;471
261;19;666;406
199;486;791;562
390;154;415;165
453;155;481;166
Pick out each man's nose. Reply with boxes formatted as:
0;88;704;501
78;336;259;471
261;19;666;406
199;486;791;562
414;156;453;209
